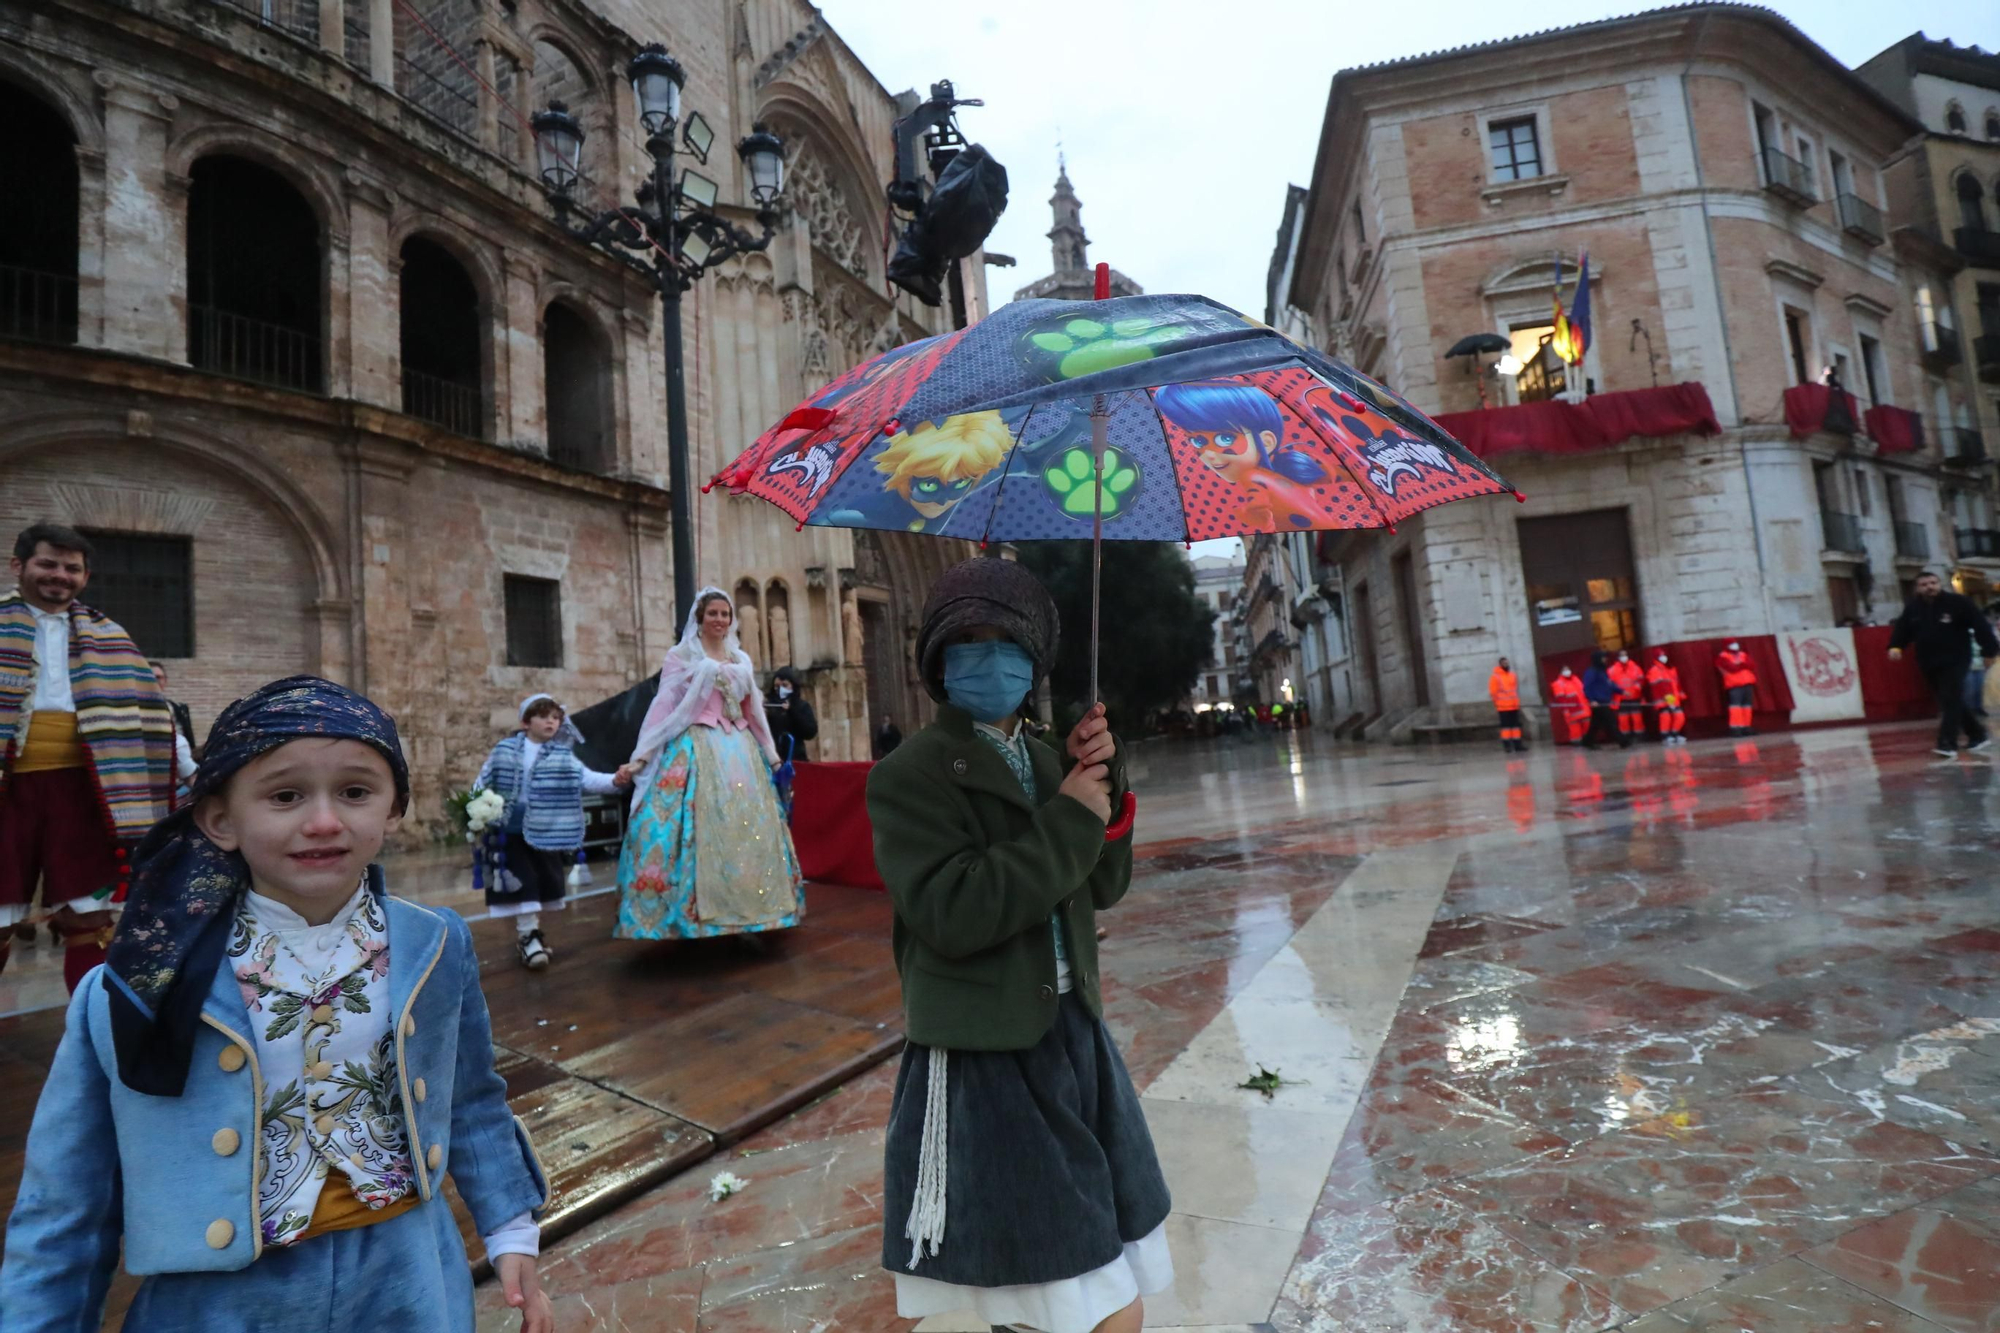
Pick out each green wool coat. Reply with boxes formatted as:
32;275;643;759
866;703;1135;1051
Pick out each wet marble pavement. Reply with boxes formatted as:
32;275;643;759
458;721;2000;1332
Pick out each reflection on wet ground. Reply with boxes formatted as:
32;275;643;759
467;720;1993;1329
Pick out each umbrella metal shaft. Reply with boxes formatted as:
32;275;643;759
1089;393;1107;709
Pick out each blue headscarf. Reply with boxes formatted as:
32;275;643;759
104;676;410;1096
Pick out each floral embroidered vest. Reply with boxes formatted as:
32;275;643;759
228;889;414;1248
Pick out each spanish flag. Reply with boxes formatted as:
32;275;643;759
1551;254;1591;365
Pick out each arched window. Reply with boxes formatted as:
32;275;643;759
1987;111;2000;142
0;81;78;345
1957;172;1988;232
399;237;483;436
733;580;764;673
542;300;611;472
187;156;322;391
1947;102;1967;134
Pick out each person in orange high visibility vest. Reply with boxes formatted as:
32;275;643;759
1489;657;1526;753
1716;640;1757;736
1548;666;1589;744
1646;651;1686;745
1607;650;1647;743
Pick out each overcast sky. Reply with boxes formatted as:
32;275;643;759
820;0;1991;318
818;0;1991;561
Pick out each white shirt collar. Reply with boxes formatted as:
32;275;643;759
28;601;68;623
244;879;370;935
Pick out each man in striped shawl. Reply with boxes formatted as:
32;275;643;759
1;523;177;990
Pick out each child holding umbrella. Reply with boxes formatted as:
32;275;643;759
868;556;1170;1333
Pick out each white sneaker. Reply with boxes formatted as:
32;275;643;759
1935;747;1960;759
517;929;552;970
1970;739;1993;754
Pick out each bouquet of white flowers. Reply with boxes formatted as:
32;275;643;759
446;787;506;843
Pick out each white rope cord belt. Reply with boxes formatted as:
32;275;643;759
905;1046;949;1267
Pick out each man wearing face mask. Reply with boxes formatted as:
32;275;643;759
866;556;1170;1331
1716;641;1758;737
1647;651;1686;745
1607;650;1647;743
764;665;819;764
1548;665;1589;744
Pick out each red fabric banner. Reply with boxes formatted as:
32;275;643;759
1862;404;1922;455
1783;383;1862;440
1852;625;1934;720
1540;630;1937;730
1434;383;1720;461
789;761;883;890
1580;383;1720;445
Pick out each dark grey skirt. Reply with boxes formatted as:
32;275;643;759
882;993;1172;1288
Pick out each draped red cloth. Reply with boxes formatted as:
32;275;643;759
1853;625;1934;720
1862;404;1922;455
1435;383;1720;461
789;761;883;890
1541;630;1937;732
1783;383;1861;439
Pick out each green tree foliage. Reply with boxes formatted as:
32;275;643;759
1017;542;1216;731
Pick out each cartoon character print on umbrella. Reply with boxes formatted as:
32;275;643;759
1251;363;1513;523
1154;379;1350;540
817;408;1024;535
1011;301;1240;383
720;330;965;521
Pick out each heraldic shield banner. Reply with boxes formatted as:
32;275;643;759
1778;628;1866;724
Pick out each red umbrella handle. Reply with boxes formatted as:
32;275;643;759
1106;791;1136;842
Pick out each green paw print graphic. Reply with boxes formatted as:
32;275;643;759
1043;446;1140;519
1019;316;1192;380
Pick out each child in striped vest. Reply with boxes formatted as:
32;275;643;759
475;695;628;969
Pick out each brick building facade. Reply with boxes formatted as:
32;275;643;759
1277;5;1978;737
0;0;982;829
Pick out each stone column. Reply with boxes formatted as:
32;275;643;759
343;173;397;409
319;0;345;57
370;0;395;86
72;145;108;348
476;39;500;152
501;255;543;452
93;75;179;361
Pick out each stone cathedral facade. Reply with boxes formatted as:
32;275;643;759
0;0;985;828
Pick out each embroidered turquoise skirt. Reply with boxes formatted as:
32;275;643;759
120;1196;471;1333
614;724;803;940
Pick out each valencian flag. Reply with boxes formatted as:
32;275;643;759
1551;253;1592;365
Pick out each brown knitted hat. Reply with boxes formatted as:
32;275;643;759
914;555;1060;703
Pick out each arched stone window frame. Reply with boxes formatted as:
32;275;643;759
387;213;504;440
1479;257;1606;405
167;124;347;388
0;57;104;345
537;289;623;474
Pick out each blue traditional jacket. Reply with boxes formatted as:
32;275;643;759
477;733;586;851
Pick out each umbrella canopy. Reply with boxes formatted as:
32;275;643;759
1445;332;1511;358
710;293;1517;544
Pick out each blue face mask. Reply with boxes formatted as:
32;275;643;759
943;640;1038;722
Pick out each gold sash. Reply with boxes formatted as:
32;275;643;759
15;711;85;773
297;1174;421;1242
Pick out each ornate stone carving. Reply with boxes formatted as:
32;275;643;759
738;603;762;673
786;146;870;283
768;603;792;668
47;483;215;535
841;591;864;666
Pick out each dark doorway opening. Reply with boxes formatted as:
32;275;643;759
544;301;612;472
0;81;78;345
1518;508;1642;666
187;156;323;391
399;237;483;437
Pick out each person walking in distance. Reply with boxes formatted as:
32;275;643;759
1647;651;1687;745
1548;665;1589;745
1581;651;1620;750
1889;571;1999;758
0;523;177;990
1608;650;1647;745
1716;641;1758;737
1489;657;1526;753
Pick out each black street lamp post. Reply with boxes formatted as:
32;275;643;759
532;43;787;630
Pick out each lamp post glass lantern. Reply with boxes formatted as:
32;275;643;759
533;45;786;628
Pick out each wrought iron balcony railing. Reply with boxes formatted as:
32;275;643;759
1893;520;1929;560
1836;192;1884;246
401;367;483;438
1821;510;1864;553
1760;147;1816;207
0;264;78;346
188;303;322;392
